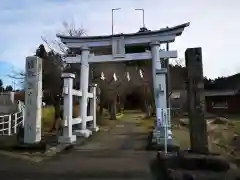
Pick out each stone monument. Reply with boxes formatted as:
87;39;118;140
185;47;208;153
24;56;42;144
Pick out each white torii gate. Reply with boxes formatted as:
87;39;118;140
57;23;190;146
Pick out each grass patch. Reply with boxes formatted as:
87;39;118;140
172;127;190;149
41;105;125;128
233;121;240;135
140;115;240;166
139;118;154;129
42;106;55;131
116;113;124;119
135;116;155;132
171;117;240;166
41;106;113;129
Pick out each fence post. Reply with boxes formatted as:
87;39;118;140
14;113;17;133
22;110;25;126
90;84;99;132
8;115;11;135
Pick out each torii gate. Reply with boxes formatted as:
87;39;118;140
57;22;190;146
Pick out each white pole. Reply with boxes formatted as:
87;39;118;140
135;8;145;27
163;110;168;154
112;8;121;35
79;46;90;131
8;115;11;135
14;113;17;133
90;84;99;132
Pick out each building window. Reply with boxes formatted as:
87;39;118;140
211;101;228;109
171;92;181;100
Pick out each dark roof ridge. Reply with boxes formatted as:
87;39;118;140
57;22;190;40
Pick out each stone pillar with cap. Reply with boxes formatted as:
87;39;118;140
58;73;76;144
74;45;92;137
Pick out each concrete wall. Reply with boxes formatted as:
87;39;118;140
0;92;18;115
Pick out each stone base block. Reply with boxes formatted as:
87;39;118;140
13;142;47;152
156;151;240;180
152;137;173;145
73;129;92;138
152;129;173;144
58;135;76;144
91;126;100;132
147;131;179;152
152;136;173;142
152;129;173;136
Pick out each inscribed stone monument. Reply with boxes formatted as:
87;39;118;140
185;47;208;153
24;56;42;144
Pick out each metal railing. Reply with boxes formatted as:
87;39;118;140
0;101;25;136
0;111;24;135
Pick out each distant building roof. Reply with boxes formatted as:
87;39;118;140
205;90;238;96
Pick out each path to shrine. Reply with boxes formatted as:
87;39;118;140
0;111;164;180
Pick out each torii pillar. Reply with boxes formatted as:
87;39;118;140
74;46;92;137
151;41;173;147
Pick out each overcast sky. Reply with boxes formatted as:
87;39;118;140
0;0;239;87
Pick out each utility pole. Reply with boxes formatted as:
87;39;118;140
12;80;16;91
112;8;121;35
135;8;145;27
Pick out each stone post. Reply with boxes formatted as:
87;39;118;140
24;56;42;144
150;41;172;146
185;47;208;153
9;92;15;103
58;73;76;144
90;84;99;132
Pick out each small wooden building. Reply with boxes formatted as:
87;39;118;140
205;90;240;114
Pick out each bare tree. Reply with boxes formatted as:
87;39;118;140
41;21;86;56
90;62;131;120
9;21;86;132
94;67;122;120
62;21;86;37
172;58;184;67
41;21;86;131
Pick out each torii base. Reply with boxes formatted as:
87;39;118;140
152;128;173;144
58;135;76;144
90;126;100;132
147;129;179;152
73;129;92;138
